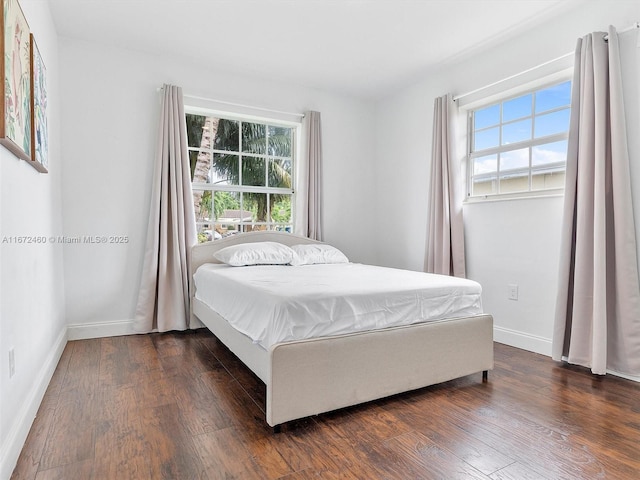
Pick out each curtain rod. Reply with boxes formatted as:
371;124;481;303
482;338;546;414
182;93;305;118
604;21;639;41
454;21;639;102
453;52;573;102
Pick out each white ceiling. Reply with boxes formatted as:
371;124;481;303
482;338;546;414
49;0;582;99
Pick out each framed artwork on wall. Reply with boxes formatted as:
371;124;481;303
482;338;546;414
0;0;31;162
30;34;47;172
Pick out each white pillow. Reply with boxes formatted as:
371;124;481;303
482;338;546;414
291;244;349;266
213;242;294;266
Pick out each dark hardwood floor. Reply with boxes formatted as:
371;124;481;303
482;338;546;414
11;330;640;479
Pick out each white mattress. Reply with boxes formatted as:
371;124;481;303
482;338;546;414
193;263;483;350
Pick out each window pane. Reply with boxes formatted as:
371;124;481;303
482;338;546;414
196;221;216;243
534;109;570;138
532;140;567;167
189;150;203;181
502;118;531;145
193;150;218;183
243;192;268;222
500;148;529;171
186;114;208;148
268;159;292;188
503;94;532;122
242;156;266;186
189;150;220;183
474;127;499;151
218;206;251;223
271;195;292;223
473;154;497;175
532;167;565;190
268;126;292;156
213;119;239;151
535;81;571;113
212;153;239;185
242;122;266;154
472;176;497;196
215;191;245;236
474;104;500;129
213;190;240;221
192;189;212;223
269;224;292;233
499;171;528;194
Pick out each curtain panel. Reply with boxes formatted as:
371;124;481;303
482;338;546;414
294;111;324;241
134;84;197;333
426;94;466;278
553;27;640;375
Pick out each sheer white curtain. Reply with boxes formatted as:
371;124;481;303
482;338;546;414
294;111;323;240
426;94;466;277
553;27;640;375
134;85;197;333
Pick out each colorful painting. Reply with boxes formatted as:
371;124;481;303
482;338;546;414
1;0;31;161
30;34;46;171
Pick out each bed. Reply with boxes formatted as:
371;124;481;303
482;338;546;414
190;231;494;428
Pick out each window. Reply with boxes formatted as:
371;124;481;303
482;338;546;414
468;80;571;198
185;111;297;242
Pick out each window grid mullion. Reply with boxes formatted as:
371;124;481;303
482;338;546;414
498;102;504;194
239;120;244;230
471;132;568;158
238;121;243;187
265;126;270;190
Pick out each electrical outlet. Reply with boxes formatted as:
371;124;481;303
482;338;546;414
9;348;15;378
508;284;519;301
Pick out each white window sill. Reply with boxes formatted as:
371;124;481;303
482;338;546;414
464;189;564;204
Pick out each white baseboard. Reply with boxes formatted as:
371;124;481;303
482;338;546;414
0;327;67;480
67;318;206;341
494;325;552;356
67;319;135;340
495;326;640;383
606;369;640;382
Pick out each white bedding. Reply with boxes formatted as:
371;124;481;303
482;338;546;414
193;263;483;350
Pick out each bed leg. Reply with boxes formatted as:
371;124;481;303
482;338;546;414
482;370;488;382
273;425;282;434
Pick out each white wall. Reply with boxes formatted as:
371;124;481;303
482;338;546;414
0;1;66;477
374;0;640;355
58;38;378;336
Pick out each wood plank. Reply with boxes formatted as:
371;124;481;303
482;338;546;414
380;430;491;479
136;403;207;479
99;335;164;387
59;339;101;396
387;390;517;476
38;391;97;471
191;427;265;480
10;345;74;480
489;461;552;480
172;368;236;435
197;331;268;408
38;340;101;471
10;402;57;480
33;460;93;480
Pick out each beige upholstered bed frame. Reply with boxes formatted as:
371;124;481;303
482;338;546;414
190;231;494;428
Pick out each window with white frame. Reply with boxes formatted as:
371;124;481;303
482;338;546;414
468;80;571;198
185;110;297;242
